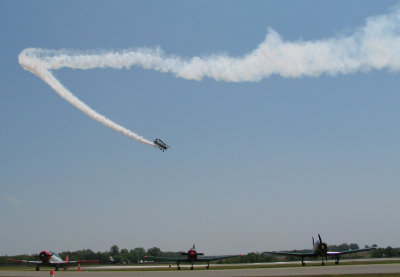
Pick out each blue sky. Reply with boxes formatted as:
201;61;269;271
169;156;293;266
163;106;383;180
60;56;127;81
1;0;399;255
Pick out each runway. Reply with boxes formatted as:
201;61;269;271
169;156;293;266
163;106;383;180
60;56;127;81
86;257;400;270
1;264;399;277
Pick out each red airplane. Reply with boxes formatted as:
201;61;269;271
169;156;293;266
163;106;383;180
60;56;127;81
8;250;98;271
145;244;241;270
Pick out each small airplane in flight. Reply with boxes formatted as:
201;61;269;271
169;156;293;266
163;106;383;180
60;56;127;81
263;234;376;266
144;244;241;270
153;138;170;152
8;250;99;271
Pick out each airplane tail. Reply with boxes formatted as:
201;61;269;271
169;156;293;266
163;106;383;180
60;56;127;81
64;254;69;262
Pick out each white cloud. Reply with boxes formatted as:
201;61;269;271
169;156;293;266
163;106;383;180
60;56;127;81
6;195;21;206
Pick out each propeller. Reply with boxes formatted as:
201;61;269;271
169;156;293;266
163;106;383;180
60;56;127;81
312;237;315;247
317;234;328;253
38;251;52;262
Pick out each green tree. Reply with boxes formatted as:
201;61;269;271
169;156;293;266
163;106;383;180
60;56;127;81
120;248;129;264
96;251;111;264
384;247;397;257
147;247;162;257
129;247;146;263
349;243;359;250
110;245;119;256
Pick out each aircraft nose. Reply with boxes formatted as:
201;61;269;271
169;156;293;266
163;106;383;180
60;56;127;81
39;251;51;262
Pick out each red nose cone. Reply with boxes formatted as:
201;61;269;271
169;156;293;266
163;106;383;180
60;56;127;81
39;251;51;263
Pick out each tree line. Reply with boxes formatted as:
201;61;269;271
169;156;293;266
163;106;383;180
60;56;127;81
1;243;399;266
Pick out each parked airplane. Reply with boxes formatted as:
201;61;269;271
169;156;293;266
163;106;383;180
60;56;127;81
8;250;99;271
144;245;241;270
263;234;376;266
153;138;169;152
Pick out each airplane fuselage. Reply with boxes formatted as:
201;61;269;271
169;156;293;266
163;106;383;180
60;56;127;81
186;250;199;261
313;242;328;256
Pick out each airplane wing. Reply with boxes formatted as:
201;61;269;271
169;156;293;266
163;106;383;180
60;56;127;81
197;255;241;261
63;260;99;265
153;139;170;151
144;256;188;262
8;259;98;266
7;259;42;264
327;247;377;256
263;251;315;257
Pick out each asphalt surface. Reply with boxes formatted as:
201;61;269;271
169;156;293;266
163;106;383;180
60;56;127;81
86;257;400;270
1;264;399;277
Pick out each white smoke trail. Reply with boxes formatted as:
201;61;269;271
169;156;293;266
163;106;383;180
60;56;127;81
19;52;156;148
18;6;400;147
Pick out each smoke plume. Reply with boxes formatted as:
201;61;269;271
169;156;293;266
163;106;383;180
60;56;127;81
18;6;400;148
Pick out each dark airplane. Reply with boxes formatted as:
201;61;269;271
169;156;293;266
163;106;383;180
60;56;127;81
153;138;169;152
144;244;241;270
263;234;376;266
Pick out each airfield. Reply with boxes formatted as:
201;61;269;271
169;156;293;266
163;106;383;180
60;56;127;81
1;260;399;277
1;265;400;277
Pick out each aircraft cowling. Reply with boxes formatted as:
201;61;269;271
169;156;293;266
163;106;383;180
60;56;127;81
39;251;52;263
316;243;328;254
188;251;197;259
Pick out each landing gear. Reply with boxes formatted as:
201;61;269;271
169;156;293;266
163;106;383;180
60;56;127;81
36;266;40;271
301;257;305;266
177;262;181;270
207;261;210;269
321;257;325;266
55;265;59;271
190;263;194;270
335;256;340;265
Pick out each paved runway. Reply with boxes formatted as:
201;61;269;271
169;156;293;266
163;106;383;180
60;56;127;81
1;264;399;277
86;257;400;270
